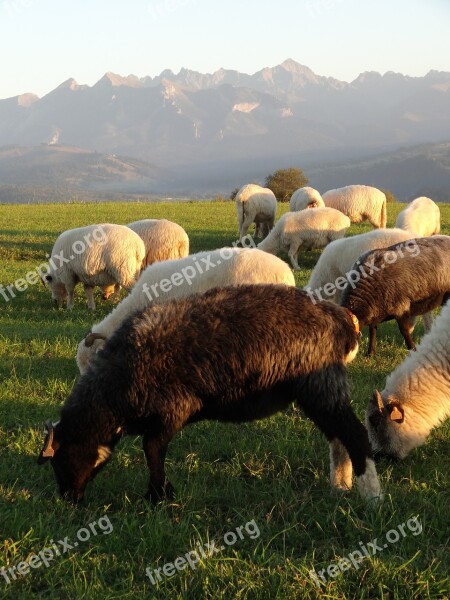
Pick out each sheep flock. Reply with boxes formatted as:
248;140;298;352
24;183;448;508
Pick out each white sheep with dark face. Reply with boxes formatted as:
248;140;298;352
366;300;450;459
45;224;145;310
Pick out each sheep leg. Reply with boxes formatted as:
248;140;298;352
84;285;96;310
329;439;353;490
254;223;263;238
422;311;434;333
65;281;76;310
397;316;416;351
142;430;175;503
367;325;377;356
261;221;273;239
240;216;254;242
300;375;381;502
288;242;302;271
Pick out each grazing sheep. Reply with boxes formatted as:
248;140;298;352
323;185;387;229
45;224;145;310
290;186;325;211
307;228;417;304
76;247;295;373
258;208;350;270
395;197;441;237
127;219;189;267
366;300;450;459
235;184;277;241
341;236;450;356
38;285;382;505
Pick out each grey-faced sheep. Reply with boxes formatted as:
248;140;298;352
289;187;324;211
323;185;387;229
38;284;382;505
257;207;350;270
340;236;450;356
76;247;295;374
235;184;277;242
127;219;189;267
366;300;450;459
45;224;145;310
395;196;441;237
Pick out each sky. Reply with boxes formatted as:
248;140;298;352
0;0;449;99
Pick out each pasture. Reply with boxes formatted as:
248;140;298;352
0;201;449;599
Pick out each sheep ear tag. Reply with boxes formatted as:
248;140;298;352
37;420;58;464
388;404;404;423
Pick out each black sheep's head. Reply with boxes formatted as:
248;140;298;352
37;420;111;503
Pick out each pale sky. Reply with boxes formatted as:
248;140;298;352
0;0;449;99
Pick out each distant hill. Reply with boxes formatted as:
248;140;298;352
308;142;450;202
1;59;450;200
0;145;170;203
0;142;449;203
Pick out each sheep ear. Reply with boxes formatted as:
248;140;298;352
37;420;60;464
387;403;404;423
373;389;385;413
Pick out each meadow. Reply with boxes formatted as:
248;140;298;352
0;200;449;600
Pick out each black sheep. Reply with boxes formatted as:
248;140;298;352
38;284;381;504
341;236;450;356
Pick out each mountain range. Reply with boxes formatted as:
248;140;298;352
1;59;450;200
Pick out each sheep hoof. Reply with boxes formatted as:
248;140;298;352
146;479;175;504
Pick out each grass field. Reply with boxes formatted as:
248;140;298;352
0;201;449;600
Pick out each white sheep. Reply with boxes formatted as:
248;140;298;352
395;196;441;237
289;187;325;211
76;247;295;373
323;185;387;229
127;219;189;267
257;207;350;270
366;300;450;459
45;224;145;310
235;184;277;241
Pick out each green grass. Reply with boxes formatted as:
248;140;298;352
0;201;449;600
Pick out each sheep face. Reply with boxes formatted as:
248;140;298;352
51;445;98;503
102;285;116;300
365;389;418;459
45;274;67;307
37;421;108;503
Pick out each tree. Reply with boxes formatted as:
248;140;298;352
382;189;398;203
264;167;308;203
